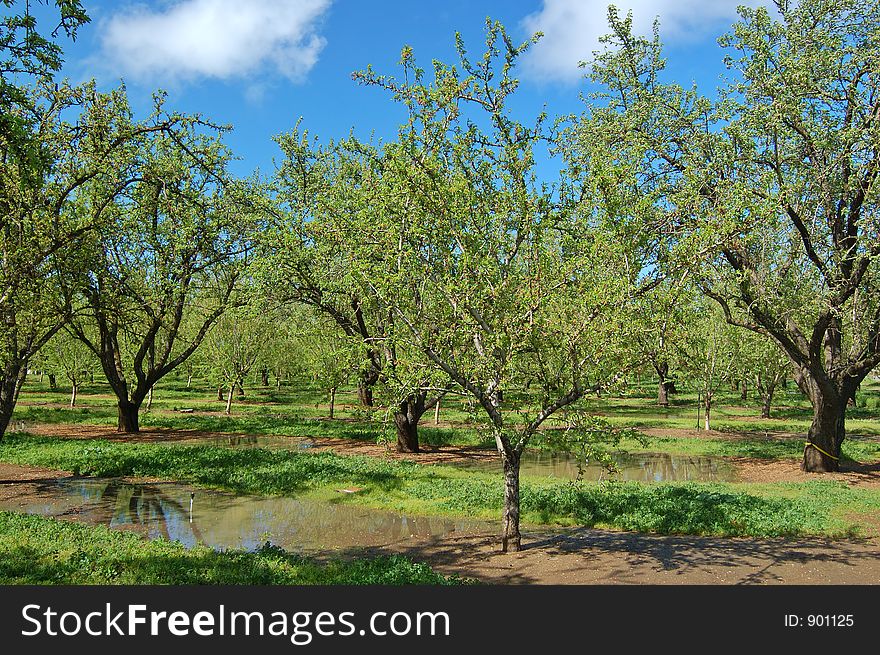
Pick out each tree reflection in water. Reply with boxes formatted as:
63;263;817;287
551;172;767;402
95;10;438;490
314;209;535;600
90;481;205;544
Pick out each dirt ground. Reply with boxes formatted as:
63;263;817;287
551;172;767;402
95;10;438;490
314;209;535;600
3;446;880;585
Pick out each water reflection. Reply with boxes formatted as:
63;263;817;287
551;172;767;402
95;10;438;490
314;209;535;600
457;451;736;482
1;479;492;553
164;435;734;482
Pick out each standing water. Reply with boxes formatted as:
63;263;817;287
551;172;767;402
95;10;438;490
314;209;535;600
458;450;736;482
165;435;736;483
0;478;493;553
164;436;736;482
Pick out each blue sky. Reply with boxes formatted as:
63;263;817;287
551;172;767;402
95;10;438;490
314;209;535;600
42;0;768;178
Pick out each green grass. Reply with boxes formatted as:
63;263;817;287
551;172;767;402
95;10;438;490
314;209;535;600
12;380;493;448
616;434;880;462
2;433;879;539
0;511;466;585
15;375;880;449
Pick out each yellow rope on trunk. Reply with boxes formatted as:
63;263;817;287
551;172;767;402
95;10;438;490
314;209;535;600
804;441;839;461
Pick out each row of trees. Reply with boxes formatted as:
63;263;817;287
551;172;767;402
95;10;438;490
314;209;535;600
2;0;878;550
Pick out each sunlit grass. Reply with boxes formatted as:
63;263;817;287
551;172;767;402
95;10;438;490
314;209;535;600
0;511;466;585
2;434;879;539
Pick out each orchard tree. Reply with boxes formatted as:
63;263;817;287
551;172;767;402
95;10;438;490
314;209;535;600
351;23;644;550
677;303;738;431
289;308;359;419
736;330;792;419
44;328;96;407
260;307;304;391
266;131;447;451
265;134;390;409
0;2;191;439
69;115;254;433
630;276;693;406
579;0;880;471
203;303;273;415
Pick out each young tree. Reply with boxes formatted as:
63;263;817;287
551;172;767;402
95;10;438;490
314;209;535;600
677;304;738;431
740;332;792;420
44;329;96;407
351;23;643;550
69;115;254;433
203;304;273;415
579;0;880;470
289;308;358;419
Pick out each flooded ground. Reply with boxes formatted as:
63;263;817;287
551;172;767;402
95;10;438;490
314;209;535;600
165;435;736;482
459;450;737;482
0;478;494;553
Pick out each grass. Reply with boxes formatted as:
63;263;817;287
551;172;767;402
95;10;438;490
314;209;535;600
615;434;880;462
0;511;466;585
14;375;880;451
2;433;879;539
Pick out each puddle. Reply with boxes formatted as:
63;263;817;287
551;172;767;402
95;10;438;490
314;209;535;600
456;450;736;482
162;436;733;482
0;479;493;553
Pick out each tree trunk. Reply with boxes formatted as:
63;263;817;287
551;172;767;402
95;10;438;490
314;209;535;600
70;382;78;408
761;392;772;419
0;365;26;442
757;377;776;419
217;385;224;401
394;394;428;453
657;377;669;406
146;386;153;411
803;394;846;472
117;401;140;433
501;449;522;552
48;373;57;390
703;393;712;431
740;380;748;401
434;398;441;425
329;387;336;419
357;379;374;407
186;374;192;388
225;383;234;415
654;360;670;406
261;368;270;386
235;381;244;398
395;411;420;453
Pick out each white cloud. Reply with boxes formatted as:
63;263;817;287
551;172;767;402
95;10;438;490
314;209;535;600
521;0;767;84
98;0;332;84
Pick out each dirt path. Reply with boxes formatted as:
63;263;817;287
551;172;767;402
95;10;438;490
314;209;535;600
374;529;880;584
